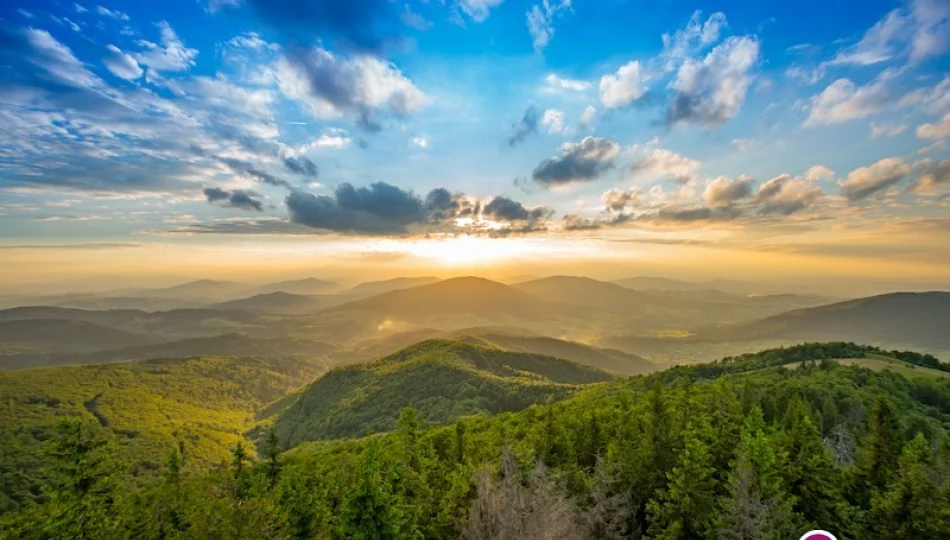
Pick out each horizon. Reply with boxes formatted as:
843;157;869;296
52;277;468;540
1;0;949;292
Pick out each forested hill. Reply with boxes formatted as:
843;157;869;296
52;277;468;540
272;339;614;447
3;342;950;539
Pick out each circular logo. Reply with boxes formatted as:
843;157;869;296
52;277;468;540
800;531;837;540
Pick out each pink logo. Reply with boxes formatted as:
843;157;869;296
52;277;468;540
800;531;837;540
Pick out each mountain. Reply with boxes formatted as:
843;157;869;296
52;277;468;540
453;329;657;376
249;278;340;296
0;355;327;514
613;276;768;295
0;333;335;370
210;292;323;315
345;276;442;296
0;319;155;354
142;279;247;299
273;339;613;446
513;276;655;313
0;306;261;340
325;277;567;324
703;292;950;350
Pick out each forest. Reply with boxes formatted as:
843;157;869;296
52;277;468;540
2;342;949;539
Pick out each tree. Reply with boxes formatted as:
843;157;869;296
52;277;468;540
340;441;416;540
263;428;282;488
43;418;116;540
855;397;903;500
868;434;950;539
646;418;718;539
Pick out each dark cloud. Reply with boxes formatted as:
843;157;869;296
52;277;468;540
531;137;620;187
508;106;540;146
914;159;950;192
286;182;428;235
562;214;602;231
246;167;292;188
483;196;551;222
245;0;401;53
204;187;264;211
752;174;822;215
703;176;754;208
282;156;319;177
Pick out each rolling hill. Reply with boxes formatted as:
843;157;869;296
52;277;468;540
140;279;247;299
248;277;340;296
703;292;950;350
210;292;323;314
344;276;442;296
0;355;327;514
324;277;567;323
0;319;155;354
273;339;613;446
0;333;335;370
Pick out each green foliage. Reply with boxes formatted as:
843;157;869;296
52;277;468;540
2;341;950;539
273;339;613;446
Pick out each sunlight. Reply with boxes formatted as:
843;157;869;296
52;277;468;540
398;236;530;267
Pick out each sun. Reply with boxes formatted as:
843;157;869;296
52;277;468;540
399;236;527;267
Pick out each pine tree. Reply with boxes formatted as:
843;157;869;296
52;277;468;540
868;434;950;539
43;418;116;540
264;428;282;488
646;418;718;539
854;397;903;500
340;441;416;540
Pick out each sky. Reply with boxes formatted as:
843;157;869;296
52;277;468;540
0;0;949;290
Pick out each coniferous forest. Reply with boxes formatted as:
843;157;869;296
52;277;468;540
3;343;950;539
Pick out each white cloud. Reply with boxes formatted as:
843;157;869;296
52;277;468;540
804;165;836;182
660;10;727;69
526;0;571;52
96;5;129;21
753;173;824;215
411;136;429;149
579;105;597;127
804;70;896;126
134;21;198;73
600;60;650;109
899;76;950;113
668;36;759;127
828;0;950;66
870;122;908;139
22;28;103;88
544;73;591;92
457;0;506;23
627;140;701;183
829;9;907;66
402;5;434;31
276;48;427;127
839;157;911;200
732;138;759;151
103;44;143;81
541;108;565;133
703;175;754;208
602;187;643;211
916;112;950;139
74;3;88;13
208;0;241;13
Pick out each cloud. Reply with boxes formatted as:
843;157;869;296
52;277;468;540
732;138;759;151
102;44;143;80
916;112;950;139
402;5;433;31
804;165;836;181
561;214;602;231
277;46;426;131
134;21;198;73
541;109;565;134
96;5;129;21
828;0;950;66
600;61;650;109
804;70;896;126
457;0;506;23
753;174;823;215
204;187;264;211
245;0;401;52
870;121;908;139
660;10;728;68
531;137;620;187
507;106;540;146
282;156;319;177
703;175;754;208
913;159;950;192
544;73;591;92
627;141;701;183
839;157;911;200
602;187;643;211
483;196;551;221
579;105;597;127
526;0;571;52
411;136;429;148
667;36;759;127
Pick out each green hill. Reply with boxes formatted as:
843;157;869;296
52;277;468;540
0;355;326;514
0;319;155;355
273;339;613;447
1;333;335;370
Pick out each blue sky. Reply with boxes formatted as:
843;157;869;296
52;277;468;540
0;0;948;284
